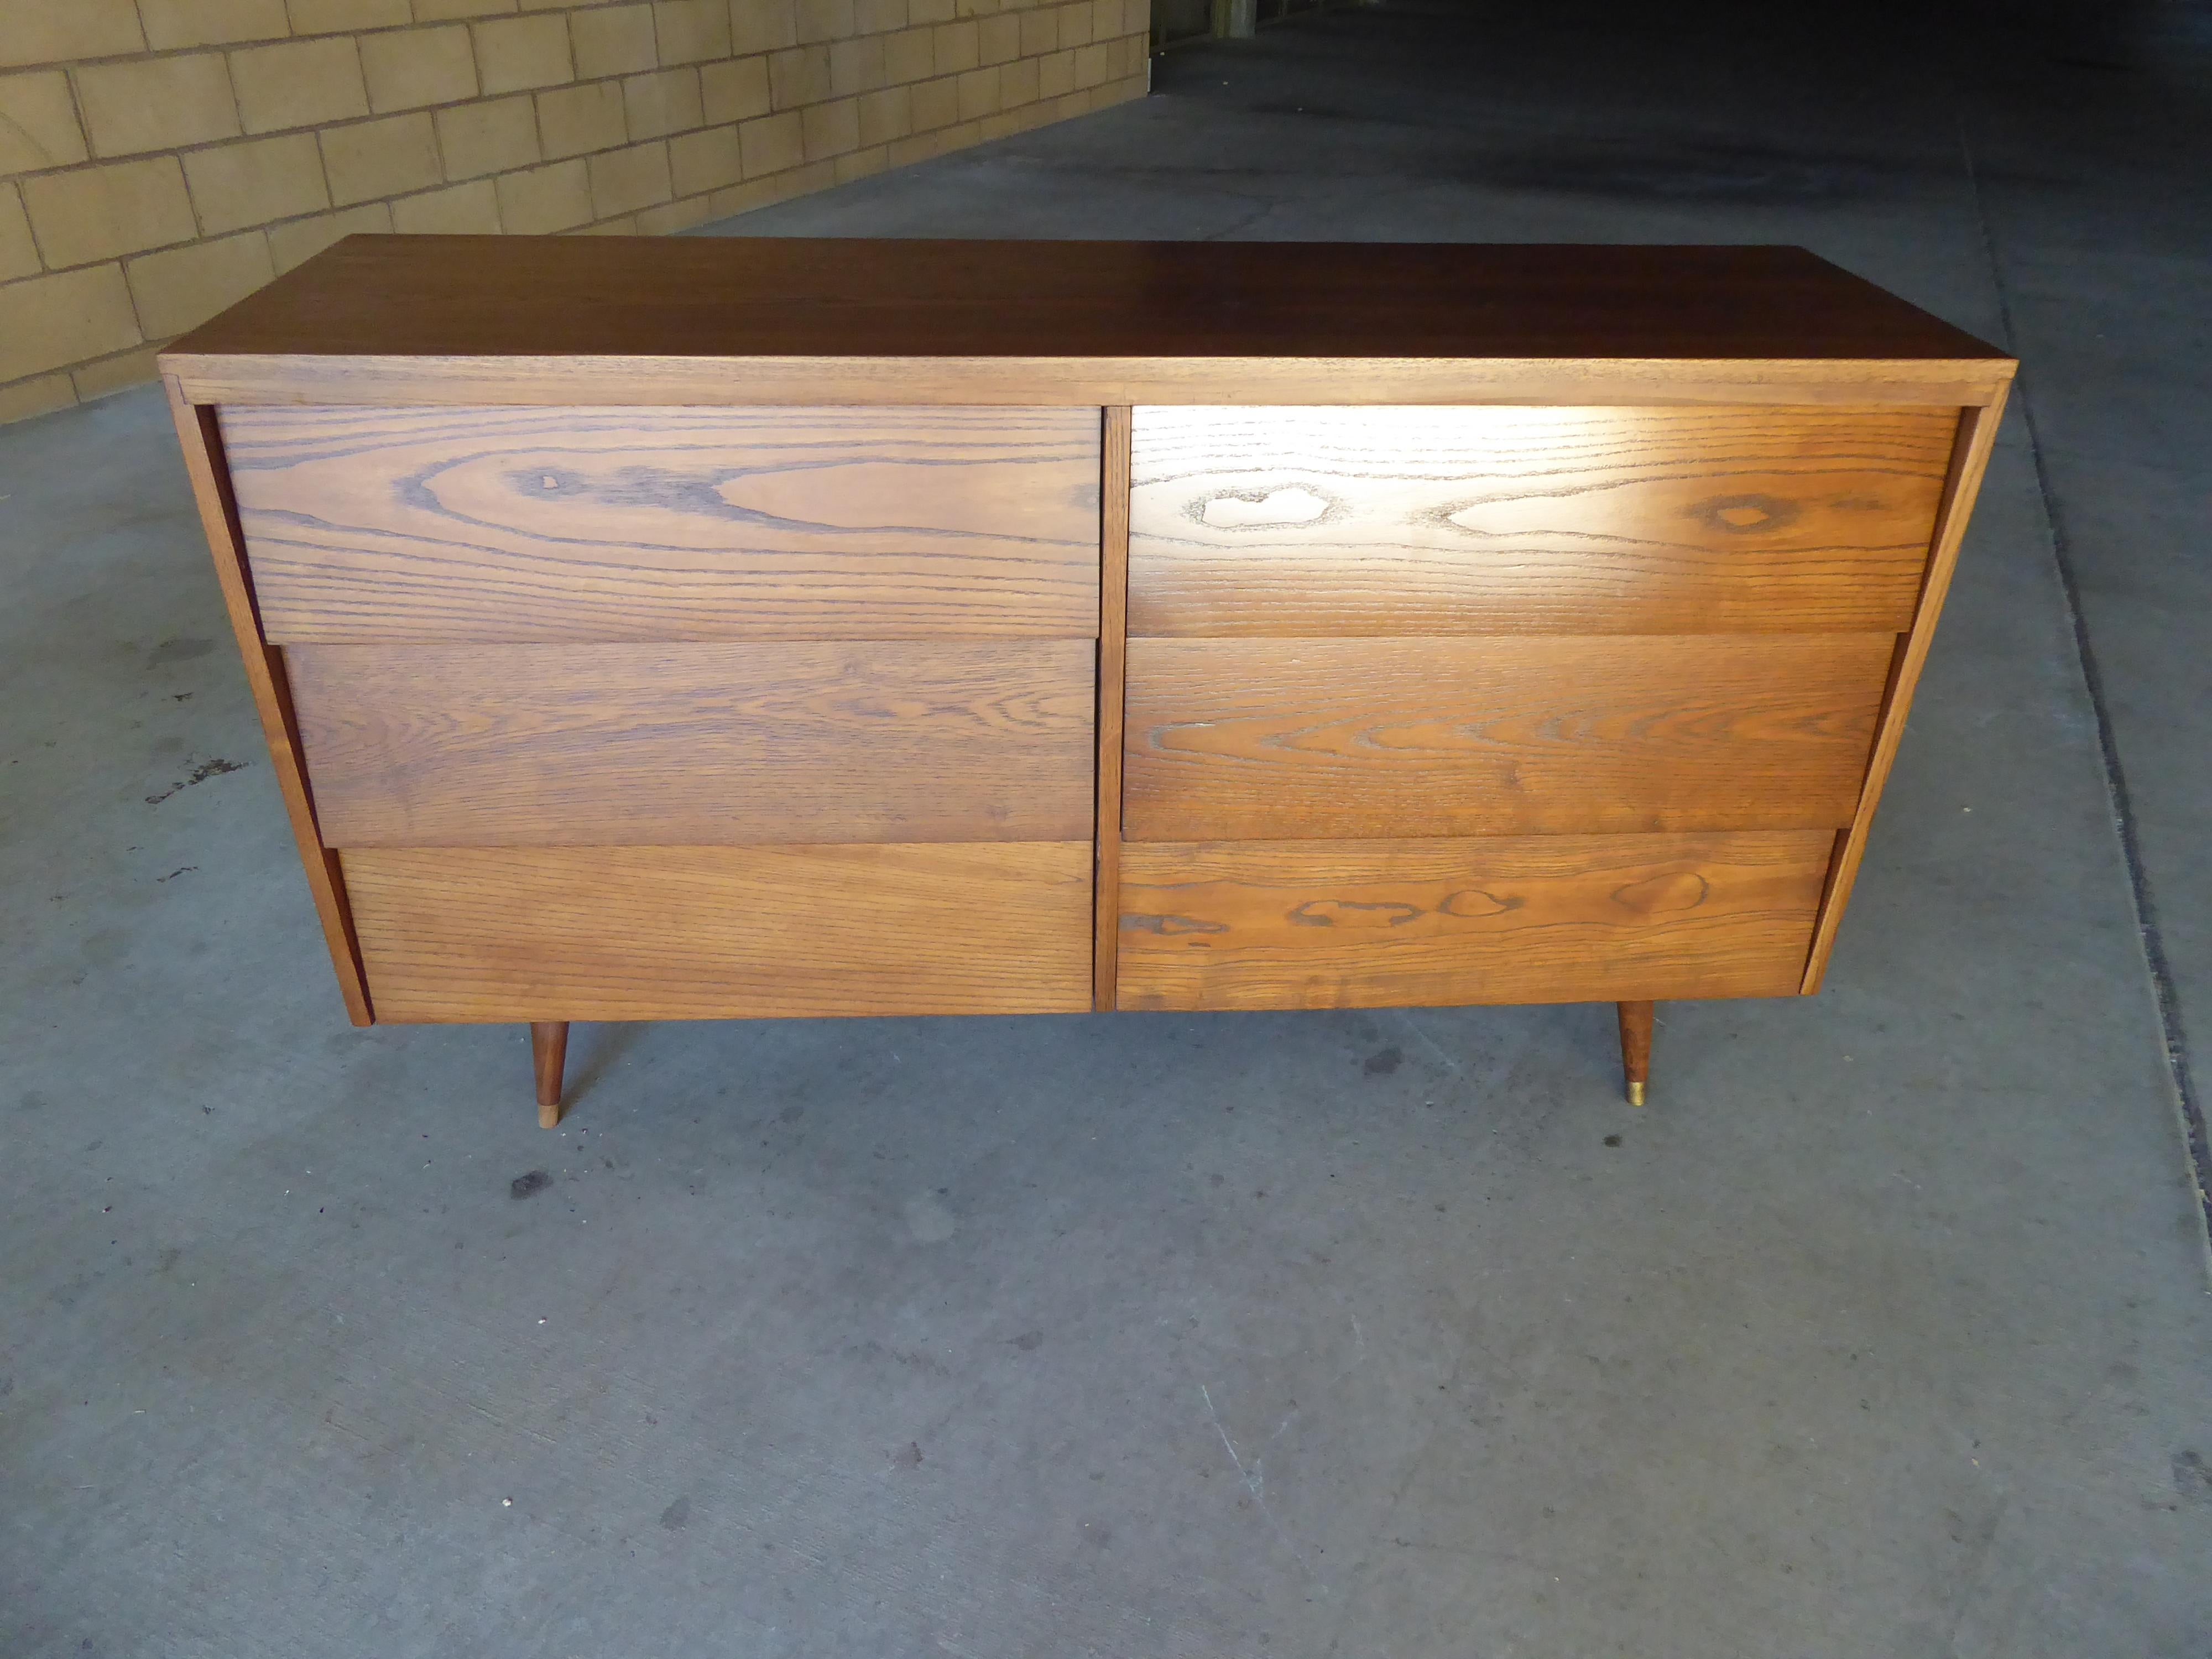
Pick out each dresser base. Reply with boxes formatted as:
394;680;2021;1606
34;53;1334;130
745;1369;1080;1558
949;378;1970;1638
510;1003;1662;1127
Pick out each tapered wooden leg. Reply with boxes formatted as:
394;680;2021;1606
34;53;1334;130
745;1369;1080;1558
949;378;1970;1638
531;1021;569;1129
1616;1000;1653;1106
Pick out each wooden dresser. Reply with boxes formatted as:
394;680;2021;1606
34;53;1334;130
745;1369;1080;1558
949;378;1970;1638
161;236;2013;1125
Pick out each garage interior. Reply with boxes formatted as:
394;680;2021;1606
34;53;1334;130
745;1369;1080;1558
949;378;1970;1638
3;1;2209;1652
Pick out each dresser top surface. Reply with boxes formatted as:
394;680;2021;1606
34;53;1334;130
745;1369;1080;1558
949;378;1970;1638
173;236;2006;366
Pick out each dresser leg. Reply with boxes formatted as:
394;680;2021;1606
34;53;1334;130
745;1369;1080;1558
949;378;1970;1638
531;1021;569;1129
1617;1000;1653;1107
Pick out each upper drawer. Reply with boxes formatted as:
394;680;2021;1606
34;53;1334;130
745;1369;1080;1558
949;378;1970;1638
221;405;1103;642
1129;405;1958;637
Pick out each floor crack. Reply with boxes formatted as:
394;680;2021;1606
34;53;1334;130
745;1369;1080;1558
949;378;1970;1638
1954;101;2211;1261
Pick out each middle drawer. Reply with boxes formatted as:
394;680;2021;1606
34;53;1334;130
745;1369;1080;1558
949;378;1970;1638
1123;633;1893;840
288;640;1097;846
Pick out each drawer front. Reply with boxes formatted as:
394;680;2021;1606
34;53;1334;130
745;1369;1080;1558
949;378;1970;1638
1123;634;1893;841
225;405;1103;641
289;640;1096;846
1117;831;1831;1011
1129;405;1955;637
345;843;1094;1021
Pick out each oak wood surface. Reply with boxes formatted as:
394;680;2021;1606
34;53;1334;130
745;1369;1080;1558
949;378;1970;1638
1094;407;1131;1011
1123;634;1896;841
1129;405;1956;637
223;404;1102;642
158;239;2016;1040
346;842;1093;1021
286;640;1096;847
163;378;373;1024
1116;831;1831;1010
171;355;2018;413
1800;392;2009;991
164;239;2012;414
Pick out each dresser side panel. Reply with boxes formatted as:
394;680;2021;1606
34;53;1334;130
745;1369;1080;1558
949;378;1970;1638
1801;395;2008;990
165;379;373;1024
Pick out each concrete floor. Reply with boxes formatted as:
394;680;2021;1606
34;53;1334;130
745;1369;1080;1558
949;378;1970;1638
4;3;2210;1653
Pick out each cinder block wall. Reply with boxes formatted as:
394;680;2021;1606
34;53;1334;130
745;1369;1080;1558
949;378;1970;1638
0;0;1151;424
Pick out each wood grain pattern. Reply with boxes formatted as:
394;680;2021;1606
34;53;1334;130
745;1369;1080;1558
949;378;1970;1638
163;237;2013;411
346;842;1093;1021
1129;405;1955;637
163;378;373;1024
157;239;2017;1046
286;640;1095;846
170;354;2015;414
1094;407;1131;1011
1117;831;1832;1010
1801;392;2010;992
1123;634;1897;841
222;404;1102;642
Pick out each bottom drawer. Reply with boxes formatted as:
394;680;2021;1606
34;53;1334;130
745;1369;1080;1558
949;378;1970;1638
1116;831;1833;1012
346;843;1093;1022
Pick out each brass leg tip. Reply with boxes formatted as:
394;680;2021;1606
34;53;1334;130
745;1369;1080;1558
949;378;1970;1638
538;1098;562;1130
1626;1081;1646;1108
